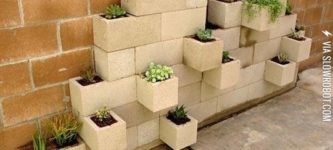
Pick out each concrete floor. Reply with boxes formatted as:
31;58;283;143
154;67;333;150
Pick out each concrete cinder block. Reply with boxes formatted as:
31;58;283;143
217;86;250;112
281;37;312;62
253;37;281;64
203;59;241;90
127;126;138;150
172;64;202;87
94;47;135;81
208;0;242;28
229;46;254;68
80;111;127;150
241;4;278;31
247;80;281;100
179;82;201;107
121;0;207;16
184;38;223;72
200;81;235;101
109;76;137;108
93;14;161;52
264;60;297;86
135;39;183;74
212;27;240;50
161;8;206;40
235;61;266;89
188;98;218;122
160;115;198;150
271;14;297;38
138;118;160;146
136;76;178;112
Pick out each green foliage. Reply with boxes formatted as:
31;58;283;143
295;24;305;32
95;106;110;122
243;0;284;22
196;29;214;42
278;52;288;63
144;62;174;83
285;1;292;15
81;67;96;83
105;4;126;19
169;105;188;120
32;131;46;150
47;113;82;147
223;51;230;60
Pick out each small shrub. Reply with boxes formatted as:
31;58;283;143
104;4;126;19
289;29;306;41
243;0;284;22
47;113;82;148
195;29;215;42
95;106;110;122
81;67;96;83
91;106;117;127
167;105;190;125
144;62;174;83
222;51;233;63
32;131;46;150
277;52;289;64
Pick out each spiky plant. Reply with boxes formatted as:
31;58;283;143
32;131;46;150
196;29;214;42
81;67;96;83
285;1;292;15
277;52;289;64
168;105;188;120
144;62;174;83
104;4;126;19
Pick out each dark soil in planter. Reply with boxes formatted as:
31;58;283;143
91;113;118;128
17;139;80;150
167;114;191;125
222;57;234;64
192;36;216;43
51;138;79;149
288;35;306;41
77;76;103;86
206;22;220;30
218;0;241;3
271;56;290;65
101;14;129;20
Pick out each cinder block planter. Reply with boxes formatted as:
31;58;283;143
80;111;127;150
241;4;278;31
69;77;111;116
136;76;179;112
203;58;241;90
208;0;242;28
121;0;207;16
184;37;223;72
160;115;198;150
281;36;312;62
211;27;240;50
264;60;296;86
93;14;160;52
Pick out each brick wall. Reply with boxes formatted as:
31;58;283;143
288;0;333;70
0;0;332;149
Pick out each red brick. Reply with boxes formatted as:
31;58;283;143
1;85;65;127
0;0;20;28
0;122;37;150
23;0;88;23
307;22;333;39
0;61;31;97
323;4;333;22
289;0;318;10
90;0;119;14
303;7;324;25
31;49;92;87
0;23;58;63
294;10;305;25
60;18;93;51
299;53;323;71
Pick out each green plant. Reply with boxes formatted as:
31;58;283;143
295;24;305;32
243;0;284;22
168;105;188;120
81;67;96;83
104;4;126;19
222;51;233;63
196;29;214;42
285;1;292;15
95;106;110;122
277;52;288;64
32;131;46;150
289;29;305;40
47;113;82;148
144;62;174;83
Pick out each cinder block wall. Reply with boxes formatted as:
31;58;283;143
0;0;332;149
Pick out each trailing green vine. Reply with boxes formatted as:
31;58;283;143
243;0;284;22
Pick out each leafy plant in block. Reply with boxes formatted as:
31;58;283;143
285;1;292;15
104;4;127;19
195;29;215;42
144;62;174;83
289;29;306;41
222;51;234;63
32;131;46;150
47;113;82;148
243;0;284;22
167;105;191;125
295;24;305;32
91;106;117;127
79;67;103;86
272;52;290;65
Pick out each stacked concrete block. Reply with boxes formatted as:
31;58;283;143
281;37;312;62
211;27;240;51
208;0;242;28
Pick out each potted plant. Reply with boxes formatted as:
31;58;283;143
80;106;127;150
93;4;160;52
295;24;305;37
208;0;243;28
242;0;285;31
203;51;241;89
32;131;46;150
137;62;178;112
160;105;198;150
184;29;223;72
281;30;312;62
47;113;86;150
265;52;296;86
69;67;111;117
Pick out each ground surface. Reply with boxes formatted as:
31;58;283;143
153;67;333;150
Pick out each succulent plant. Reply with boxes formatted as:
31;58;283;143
168;105;188;120
144;62;174;83
81;67;96;83
295;24;305;32
278;52;289;64
32;131;46;150
285;1;292;15
222;51;233;63
289;29;305;41
196;29;214;42
95;106;110;122
104;4;126;19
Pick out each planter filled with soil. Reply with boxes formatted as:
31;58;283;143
80;110;127;150
184;29;223;72
203;52;241;89
264;54;296;86
160;106;198;150
281;36;312;62
208;0;242;28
